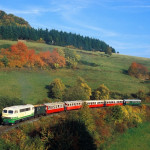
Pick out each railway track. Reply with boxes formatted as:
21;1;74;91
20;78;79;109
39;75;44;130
0;112;65;135
0;117;39;135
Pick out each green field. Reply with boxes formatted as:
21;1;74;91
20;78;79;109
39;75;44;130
0;40;150;104
106;122;150;150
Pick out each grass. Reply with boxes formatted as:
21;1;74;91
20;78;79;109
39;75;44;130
0;40;150;104
106;122;150;150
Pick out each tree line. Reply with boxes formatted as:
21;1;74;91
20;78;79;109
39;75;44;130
0;25;116;53
48;77;150;102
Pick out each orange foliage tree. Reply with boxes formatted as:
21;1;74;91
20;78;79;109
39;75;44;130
128;62;149;79
0;42;66;69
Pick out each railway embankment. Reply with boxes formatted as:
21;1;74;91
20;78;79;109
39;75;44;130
0;104;150;149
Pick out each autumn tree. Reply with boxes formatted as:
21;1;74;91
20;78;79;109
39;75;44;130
76;77;92;100
63;86;89;101
49;50;66;69
0;42;66;69
93;84;109;100
63;77;91;101
128;62;149;79
63;48;80;68
49;78;65;99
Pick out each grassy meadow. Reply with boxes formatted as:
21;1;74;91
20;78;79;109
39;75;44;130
106;122;150;150
0;40;150;104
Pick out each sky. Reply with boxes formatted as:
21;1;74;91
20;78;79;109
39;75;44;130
0;0;150;58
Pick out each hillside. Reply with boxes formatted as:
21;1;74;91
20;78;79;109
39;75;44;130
0;40;150;104
0;10;30;27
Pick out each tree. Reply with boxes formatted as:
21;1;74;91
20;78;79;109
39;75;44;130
76;77;92;100
63;86;89;101
105;47;112;56
63;77;91;101
93;84;109;100
63;48;80;68
49;79;65;99
1;56;8;67
136;90;146;101
128;62;149;79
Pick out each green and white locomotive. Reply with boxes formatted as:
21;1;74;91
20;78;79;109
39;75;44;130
2;104;34;125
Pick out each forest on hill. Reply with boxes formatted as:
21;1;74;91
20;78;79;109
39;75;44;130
0;10;115;53
0;10;30;27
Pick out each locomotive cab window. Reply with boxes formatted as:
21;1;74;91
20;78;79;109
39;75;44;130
3;110;7;113
8;110;13;114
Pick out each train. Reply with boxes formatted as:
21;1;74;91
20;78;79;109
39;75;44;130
2;99;141;125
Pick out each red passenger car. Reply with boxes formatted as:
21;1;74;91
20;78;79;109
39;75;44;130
105;100;123;107
84;100;104;108
64;101;83;111
44;102;64;114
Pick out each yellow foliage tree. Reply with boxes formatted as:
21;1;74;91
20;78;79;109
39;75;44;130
50;78;65;99
94;84;109;100
76;77;92;100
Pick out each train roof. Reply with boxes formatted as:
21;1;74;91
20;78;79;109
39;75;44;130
34;104;45;107
84;100;105;102
124;99;141;102
64;100;83;103
105;99;123;101
3;104;34;110
44;102;64;106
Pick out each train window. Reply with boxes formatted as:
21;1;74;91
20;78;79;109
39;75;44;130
3;110;7;113
8;110;13;114
20;109;25;112
26;108;30;111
